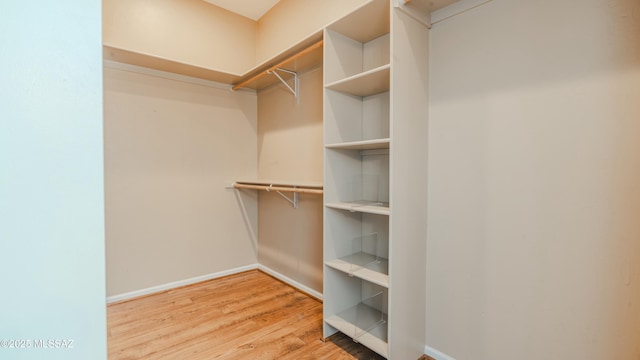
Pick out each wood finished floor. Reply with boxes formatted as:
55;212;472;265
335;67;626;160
107;270;387;359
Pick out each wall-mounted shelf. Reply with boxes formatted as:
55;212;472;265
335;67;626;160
103;45;243;85
232;39;323;94
103;31;323;92
231;32;324;92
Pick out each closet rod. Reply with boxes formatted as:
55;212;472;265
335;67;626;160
232;40;324;91
233;183;323;195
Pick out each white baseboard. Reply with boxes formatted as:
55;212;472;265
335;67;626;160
258;264;323;301
106;263;324;304
106;264;258;304
425;345;457;360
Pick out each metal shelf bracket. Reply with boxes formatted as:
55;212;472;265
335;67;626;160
267;68;299;101
268;185;299;209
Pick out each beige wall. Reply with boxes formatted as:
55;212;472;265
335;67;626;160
103;65;258;296
257;68;324;293
101;0;363;297
103;0;368;76
257;0;368;64
103;0;370;75
257;68;324;182
427;0;640;359
103;0;256;75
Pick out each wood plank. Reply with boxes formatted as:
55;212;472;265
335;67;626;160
107;270;387;359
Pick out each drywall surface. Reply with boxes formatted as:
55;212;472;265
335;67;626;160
0;0;106;358
103;66;258;296
103;0;370;76
256;68;324;293
427;0;640;359
257;68;324;182
257;0;369;64
103;0;256;75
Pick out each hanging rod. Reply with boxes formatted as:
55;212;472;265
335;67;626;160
232;182;323;209
231;40;324;91
233;183;323;195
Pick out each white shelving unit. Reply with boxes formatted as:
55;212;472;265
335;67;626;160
323;0;430;358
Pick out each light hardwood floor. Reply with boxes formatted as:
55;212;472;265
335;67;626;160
107;270;387;359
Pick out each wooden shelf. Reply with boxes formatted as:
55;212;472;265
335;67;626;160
325;202;390;216
325;64;390;97
325;138;390;150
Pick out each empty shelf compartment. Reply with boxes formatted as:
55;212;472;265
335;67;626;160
325;280;388;358
325;233;389;287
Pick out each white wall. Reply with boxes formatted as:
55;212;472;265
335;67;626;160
103;65;258;297
0;1;106;359
427;0;640;359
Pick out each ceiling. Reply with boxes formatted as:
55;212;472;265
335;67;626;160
203;0;282;21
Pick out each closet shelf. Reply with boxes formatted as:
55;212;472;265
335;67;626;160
103;45;243;85
325;202;390;216
325;138;390;150
325;258;389;288
325;304;388;358
325;64;390;97
104;32;323;91
232;32;324;91
326;0;390;43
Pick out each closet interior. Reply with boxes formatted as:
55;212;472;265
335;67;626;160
104;0;453;358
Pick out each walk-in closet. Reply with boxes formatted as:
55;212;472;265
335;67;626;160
3;0;639;359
